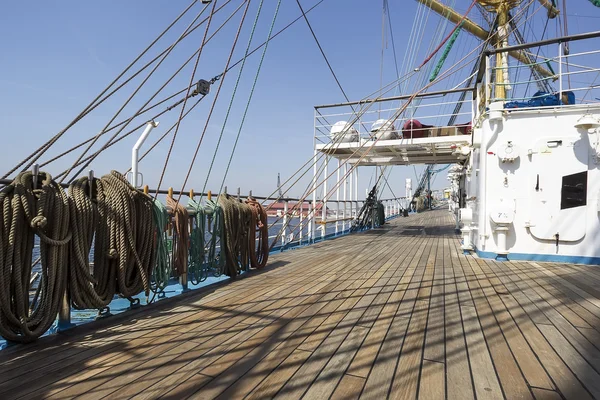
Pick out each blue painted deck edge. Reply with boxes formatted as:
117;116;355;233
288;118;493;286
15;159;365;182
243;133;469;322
474;247;600;265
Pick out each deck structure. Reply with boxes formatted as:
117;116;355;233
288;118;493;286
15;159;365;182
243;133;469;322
1;210;600;399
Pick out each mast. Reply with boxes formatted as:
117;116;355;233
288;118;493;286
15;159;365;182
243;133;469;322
416;0;557;99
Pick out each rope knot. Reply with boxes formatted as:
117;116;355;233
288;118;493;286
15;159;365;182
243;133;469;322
30;215;48;229
108;248;118;259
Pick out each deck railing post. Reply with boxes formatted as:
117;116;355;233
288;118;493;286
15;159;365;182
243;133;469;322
321;156;328;239
349;165;354;222
282;200;288;246
335;159;340;235
558;42;563;100
309;201;315;242
342;163;347;232
299;201;304;244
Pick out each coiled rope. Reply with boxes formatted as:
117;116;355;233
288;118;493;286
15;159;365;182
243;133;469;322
0;171;71;343
150;199;171;297
166;195;189;278
188;198;207;283
95;171;156;298
205;197;226;276
68;176;115;310
218;194;252;277
245;197;269;269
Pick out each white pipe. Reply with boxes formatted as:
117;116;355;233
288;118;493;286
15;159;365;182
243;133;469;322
131;121;159;188
478;118;502;249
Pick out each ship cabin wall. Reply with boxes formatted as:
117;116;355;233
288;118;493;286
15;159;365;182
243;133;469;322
466;105;600;264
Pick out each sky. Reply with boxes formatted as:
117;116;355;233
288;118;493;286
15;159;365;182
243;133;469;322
1;0;599;201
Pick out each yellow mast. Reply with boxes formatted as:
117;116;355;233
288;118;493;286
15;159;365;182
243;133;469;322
416;0;557;99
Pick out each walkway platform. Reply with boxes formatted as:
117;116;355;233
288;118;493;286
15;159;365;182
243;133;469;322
1;210;600;399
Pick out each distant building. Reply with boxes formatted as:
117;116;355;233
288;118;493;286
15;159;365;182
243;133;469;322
266;201;330;217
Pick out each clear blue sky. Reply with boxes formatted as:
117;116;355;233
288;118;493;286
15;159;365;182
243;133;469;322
1;1;598;200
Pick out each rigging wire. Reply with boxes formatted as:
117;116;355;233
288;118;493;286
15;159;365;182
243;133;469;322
154;0;220;198
267;4;539;241
197;0;269;201
14;0;327;184
169;0;253;202
215;1;283;197
60;2;214;184
48;0;248;179
2;0;200;180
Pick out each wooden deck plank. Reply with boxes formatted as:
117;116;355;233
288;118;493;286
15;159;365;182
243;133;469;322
445;236;476;400
489;260;595;400
360;238;432;399
184;232;410;399
418;360;445;400
330;374;366;400
216;238;421;400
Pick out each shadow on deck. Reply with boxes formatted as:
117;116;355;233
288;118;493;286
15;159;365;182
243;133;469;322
0;209;599;399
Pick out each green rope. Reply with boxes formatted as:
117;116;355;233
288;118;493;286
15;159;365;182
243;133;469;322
589;0;600;7
188;198;207;283
150;199;171;299
219;0;282;194
205;198;227;276
429;22;463;83
201;0;267;198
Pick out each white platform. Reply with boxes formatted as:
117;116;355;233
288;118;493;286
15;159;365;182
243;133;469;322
315;135;472;165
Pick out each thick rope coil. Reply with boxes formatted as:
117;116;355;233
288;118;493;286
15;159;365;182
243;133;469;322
205;198;226;276
67;176;116;310
95;171;156;298
188;198;207;284
245;196;269;269
150;199;171;297
218;194;252;276
0;171;71;343
166;195;189;278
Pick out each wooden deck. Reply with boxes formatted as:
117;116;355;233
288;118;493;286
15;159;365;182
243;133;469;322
2;209;600;399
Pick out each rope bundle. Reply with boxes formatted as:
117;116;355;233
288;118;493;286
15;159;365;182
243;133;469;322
205;198;226;276
219;194;252;276
150;199;171;295
68;177;115;310
94;171;156;298
0;171;71;343
245;196;269;269
166;195;189;278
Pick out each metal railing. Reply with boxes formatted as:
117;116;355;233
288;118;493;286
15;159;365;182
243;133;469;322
314;88;474;145
479;31;600;110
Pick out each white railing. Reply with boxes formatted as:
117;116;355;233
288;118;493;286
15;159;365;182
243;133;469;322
314;89;474;146
484;33;600;109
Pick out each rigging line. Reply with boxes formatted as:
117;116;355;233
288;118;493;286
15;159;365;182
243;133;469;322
196;0;268;203
50;0;321;183
154;0;220;198
295;0;350;103
260;70;420;206
128;96;206;170
262;68;421;208
294;0;369;134
269;16;506;226
1;0;199;179
49;0;248;180
418;1;478;70
59;3;213;184
385;0;401;79
215;1;283;199
167;0;253;201
39;87;190;168
379;0;386;118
